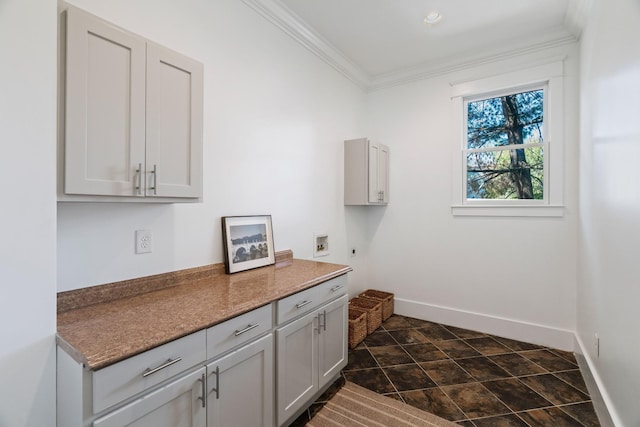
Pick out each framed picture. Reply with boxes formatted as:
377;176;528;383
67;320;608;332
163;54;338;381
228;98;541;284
221;215;275;274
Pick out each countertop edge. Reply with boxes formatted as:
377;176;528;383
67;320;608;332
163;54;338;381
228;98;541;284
58;261;352;370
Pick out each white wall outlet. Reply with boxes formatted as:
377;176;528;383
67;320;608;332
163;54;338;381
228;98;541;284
135;230;152;254
350;247;357;257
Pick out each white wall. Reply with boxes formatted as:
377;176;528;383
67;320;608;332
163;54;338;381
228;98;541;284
363;45;580;350
57;0;367;291
0;0;57;425
577;0;640;425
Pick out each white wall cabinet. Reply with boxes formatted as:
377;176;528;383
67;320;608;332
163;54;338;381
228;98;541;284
62;6;203;201
276;293;348;426
206;334;273;427
344;138;389;205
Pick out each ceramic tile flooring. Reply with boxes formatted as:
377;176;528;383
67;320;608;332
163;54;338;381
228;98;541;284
293;314;600;427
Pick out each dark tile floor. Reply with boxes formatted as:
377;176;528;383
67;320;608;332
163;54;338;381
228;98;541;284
292;314;601;427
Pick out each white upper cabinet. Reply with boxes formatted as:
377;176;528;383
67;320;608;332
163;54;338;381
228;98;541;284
344;138;389;205
61;6;203;201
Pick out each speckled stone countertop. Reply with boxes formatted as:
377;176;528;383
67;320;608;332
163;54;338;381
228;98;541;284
57;251;351;371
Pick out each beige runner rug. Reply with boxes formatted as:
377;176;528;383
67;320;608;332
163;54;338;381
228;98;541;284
307;381;459;427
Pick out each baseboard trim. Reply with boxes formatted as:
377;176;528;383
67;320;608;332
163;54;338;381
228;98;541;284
394;298;574;351
573;335;620;427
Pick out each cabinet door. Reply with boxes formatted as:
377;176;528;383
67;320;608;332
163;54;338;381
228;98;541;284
317;294;348;389
378;144;390;203
367;142;390;204
93;367;206;427
206;334;274;427
64;7;146;196
368;142;381;203
276;310;317;426
146;43;203;198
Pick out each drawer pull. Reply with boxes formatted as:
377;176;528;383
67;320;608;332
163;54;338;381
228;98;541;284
295;300;312;309
330;285;343;292
234;323;259;336
142;357;182;378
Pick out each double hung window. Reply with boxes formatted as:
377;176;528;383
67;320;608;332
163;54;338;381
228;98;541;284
451;62;564;217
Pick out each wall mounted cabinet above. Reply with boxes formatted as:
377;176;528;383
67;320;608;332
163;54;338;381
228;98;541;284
59;6;203;202
344;138;389;205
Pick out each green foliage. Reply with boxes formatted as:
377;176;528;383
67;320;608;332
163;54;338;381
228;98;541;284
466;89;544;200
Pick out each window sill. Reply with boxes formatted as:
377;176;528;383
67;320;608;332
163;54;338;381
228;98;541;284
451;205;564;217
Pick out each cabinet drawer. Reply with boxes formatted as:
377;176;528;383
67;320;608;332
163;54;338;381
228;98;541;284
277;276;348;325
92;330;206;414
207;304;272;359
277;285;322;325
315;275;347;302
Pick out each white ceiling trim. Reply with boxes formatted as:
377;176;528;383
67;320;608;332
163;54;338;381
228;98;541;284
241;0;370;89
242;0;581;92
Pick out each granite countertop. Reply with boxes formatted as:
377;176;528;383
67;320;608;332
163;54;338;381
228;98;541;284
57;253;351;371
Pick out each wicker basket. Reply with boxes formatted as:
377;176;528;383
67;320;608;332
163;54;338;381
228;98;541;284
359;290;394;320
349;297;382;334
348;308;367;349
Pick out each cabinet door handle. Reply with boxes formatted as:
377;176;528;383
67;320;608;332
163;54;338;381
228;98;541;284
318;311;326;333
135;163;143;195
234;323;259;336
149;164;157;195
197;372;206;408
295;300;312;309
211;366;220;399
330;285;343;292
142;357;182;378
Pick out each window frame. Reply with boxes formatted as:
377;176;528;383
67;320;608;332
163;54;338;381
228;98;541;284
450;61;565;217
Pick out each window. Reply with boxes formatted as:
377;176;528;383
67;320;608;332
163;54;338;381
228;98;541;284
451;61;565;217
465;86;546;201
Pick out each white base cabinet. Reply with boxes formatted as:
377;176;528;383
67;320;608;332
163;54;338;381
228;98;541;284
93;368;206;427
206;334;274;427
57;275;348;427
276;294;348;426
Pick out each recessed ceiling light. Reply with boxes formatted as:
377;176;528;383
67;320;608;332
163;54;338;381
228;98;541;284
423;11;442;25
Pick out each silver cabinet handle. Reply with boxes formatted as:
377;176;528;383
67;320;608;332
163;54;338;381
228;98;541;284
135;163;142;195
197;372;206;408
317;311;326;334
142;357;182;378
149;164;157;195
330;285;343;292
296;300;312;309
234;323;259;336
211;366;220;399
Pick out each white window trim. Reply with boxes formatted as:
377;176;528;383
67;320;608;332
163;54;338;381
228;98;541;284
450;61;565;217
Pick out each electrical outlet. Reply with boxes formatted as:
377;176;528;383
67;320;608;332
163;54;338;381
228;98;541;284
594;333;600;357
135;230;152;254
350;247;356;257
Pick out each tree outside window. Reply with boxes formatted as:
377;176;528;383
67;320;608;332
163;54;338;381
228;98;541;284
465;87;546;200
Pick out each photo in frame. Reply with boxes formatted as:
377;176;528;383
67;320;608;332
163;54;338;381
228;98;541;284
221;215;275;274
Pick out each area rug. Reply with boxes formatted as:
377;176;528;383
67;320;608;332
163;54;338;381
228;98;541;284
306;381;459;427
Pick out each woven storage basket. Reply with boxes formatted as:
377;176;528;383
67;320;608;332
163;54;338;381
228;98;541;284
359;289;394;320
348;308;367;349
349;297;382;334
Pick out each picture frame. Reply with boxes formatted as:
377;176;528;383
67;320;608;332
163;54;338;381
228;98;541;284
221;215;275;274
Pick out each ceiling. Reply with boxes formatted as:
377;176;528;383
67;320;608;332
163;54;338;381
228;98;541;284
242;0;590;90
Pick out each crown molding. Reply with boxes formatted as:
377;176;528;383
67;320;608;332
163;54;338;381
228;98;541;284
370;30;577;91
242;0;580;92
241;0;370;89
564;0;594;40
